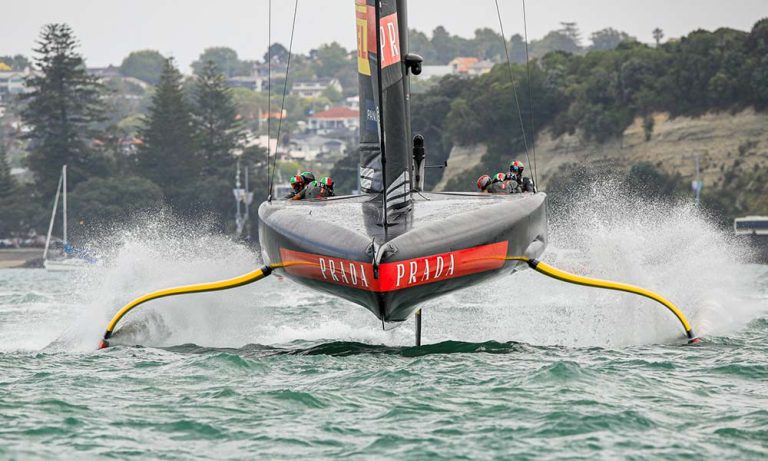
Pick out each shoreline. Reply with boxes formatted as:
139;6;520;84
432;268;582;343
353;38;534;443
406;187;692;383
0;249;44;269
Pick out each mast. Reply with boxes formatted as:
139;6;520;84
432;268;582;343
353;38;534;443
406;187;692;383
43;171;63;261
374;1;389;233
356;0;413;224
62;164;67;245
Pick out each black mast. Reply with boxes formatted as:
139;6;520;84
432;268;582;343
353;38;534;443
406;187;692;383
374;1;389;234
356;0;413;229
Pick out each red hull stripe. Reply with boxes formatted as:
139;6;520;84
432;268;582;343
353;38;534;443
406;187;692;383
279;241;509;293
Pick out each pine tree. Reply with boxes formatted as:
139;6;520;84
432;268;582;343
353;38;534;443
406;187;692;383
192;61;242;176
21;24;106;199
136;58;200;210
0;145;17;200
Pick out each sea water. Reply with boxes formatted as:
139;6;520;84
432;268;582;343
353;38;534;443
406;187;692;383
1;190;767;459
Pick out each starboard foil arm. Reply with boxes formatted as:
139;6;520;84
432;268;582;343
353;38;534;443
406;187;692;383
97;261;314;349
504;256;700;343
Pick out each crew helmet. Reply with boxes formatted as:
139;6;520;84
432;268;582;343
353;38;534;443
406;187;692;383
290;175;304;191
320;176;334;189
493;172;507;183
477;175;492;191
509;160;525;175
300;171;316;183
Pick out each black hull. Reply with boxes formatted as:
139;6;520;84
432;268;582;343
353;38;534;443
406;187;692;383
258;192;547;322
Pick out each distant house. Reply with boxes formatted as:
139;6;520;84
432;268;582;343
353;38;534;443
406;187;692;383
291;78;343;99
468;60;495;76
287;134;347;161
0;68;32;103
343;95;360;111
256;109;287;132
226;75;267;92
447;58;494;77
308;106;359;135
252;61;289;80
416;65;454;80
450;57;480;75
245;133;279;157
87;65;122;79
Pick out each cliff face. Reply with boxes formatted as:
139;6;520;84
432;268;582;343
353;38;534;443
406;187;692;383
437;110;768;193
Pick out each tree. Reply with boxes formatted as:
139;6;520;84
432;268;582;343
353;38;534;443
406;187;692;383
0;147;44;237
531;31;581;57
119;50;166;85
21;23;107;199
472;28;505;61
315;42;349;78
264;43;290;64
0;55;30;71
432;26;457;64
652;28;665;47
590;28;635;51
192;61;243;176
408;29;438;63
69;176;164;229
0;146;16;200
559;22;583;48
136;58;200;211
192;47;246;77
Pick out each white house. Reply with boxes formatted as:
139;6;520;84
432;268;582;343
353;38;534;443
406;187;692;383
226;75;267;92
0;69;32;103
468;60;495;76
416;65;454;80
308;106;359;135
291;78;343;99
287;134;347;161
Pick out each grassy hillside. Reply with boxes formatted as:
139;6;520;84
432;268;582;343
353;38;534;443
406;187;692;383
436;109;768;225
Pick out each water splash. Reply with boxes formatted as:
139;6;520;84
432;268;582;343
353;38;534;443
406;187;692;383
418;181;766;347
25;184;768;351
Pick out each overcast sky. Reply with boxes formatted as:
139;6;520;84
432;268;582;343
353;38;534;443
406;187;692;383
2;0;766;73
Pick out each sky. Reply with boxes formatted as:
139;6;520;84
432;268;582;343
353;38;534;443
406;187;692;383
1;0;767;73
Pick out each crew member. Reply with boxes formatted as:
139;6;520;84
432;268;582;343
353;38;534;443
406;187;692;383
285;175;305;199
508;160;535;192
487;173;509;194
319;177;335;198
300;171;316;185
292;179;323;200
477;175;492;193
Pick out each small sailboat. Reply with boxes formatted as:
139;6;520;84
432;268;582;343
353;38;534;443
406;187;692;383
43;165;96;272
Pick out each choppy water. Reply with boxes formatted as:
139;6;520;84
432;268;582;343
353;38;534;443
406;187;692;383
2;194;768;459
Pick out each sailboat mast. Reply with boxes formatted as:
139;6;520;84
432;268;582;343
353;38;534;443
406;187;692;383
43;171;63;261
374;1;389;233
62;165;68;245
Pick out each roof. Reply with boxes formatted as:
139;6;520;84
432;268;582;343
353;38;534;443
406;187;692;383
293;78;339;88
310;106;359;119
450;57;480;73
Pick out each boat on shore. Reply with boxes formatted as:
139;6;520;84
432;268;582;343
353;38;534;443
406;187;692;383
42;165;97;272
734;216;768;264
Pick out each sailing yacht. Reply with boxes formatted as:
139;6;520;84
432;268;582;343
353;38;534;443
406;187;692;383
43;165;95;272
95;0;700;349
258;0;547;324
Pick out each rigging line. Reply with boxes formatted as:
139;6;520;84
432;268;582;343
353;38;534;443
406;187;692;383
268;0;299;202
521;0;538;187
266;0;272;200
493;0;532;178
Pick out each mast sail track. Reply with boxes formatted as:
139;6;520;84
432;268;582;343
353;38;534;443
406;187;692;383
356;0;412;217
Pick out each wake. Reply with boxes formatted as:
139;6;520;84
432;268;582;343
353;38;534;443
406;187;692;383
17;185;767;352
